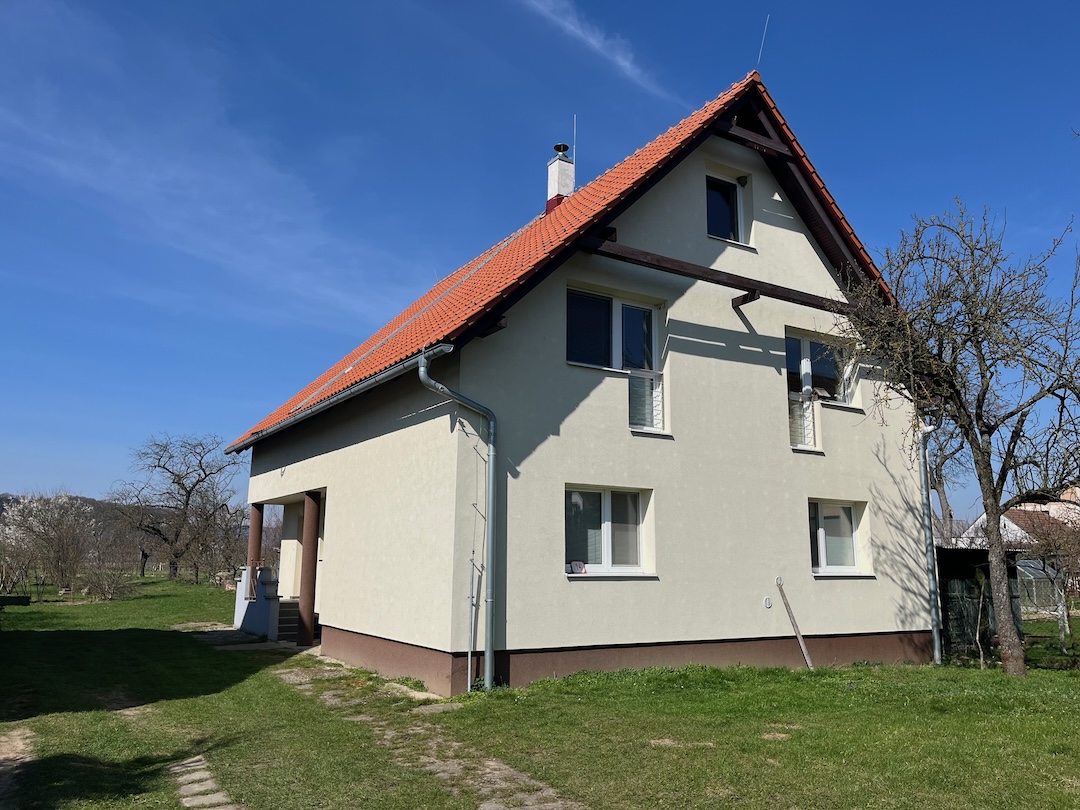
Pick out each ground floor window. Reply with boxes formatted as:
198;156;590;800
565;488;642;573
808;500;859;573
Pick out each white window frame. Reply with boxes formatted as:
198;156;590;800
564;487;644;575
787;334;854;405
786;332;857;450
566;290;658;373
808;499;861;575
705;172;747;245
566;289;665;432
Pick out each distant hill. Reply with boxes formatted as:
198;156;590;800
0;492;123;525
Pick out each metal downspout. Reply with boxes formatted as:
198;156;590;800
920;422;943;664
418;346;498;691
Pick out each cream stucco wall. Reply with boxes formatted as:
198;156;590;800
451;133;928;653
241;132;928;659
247;369;466;652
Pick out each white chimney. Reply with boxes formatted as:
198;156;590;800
546;143;574;213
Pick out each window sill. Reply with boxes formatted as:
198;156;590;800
791;445;825;456
631;428;673;439
812;571;876;580
706;234;757;252
566;573;659;581
567;361;631;375
820;400;865;414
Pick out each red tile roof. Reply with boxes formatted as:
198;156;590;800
228;71;886;453
1004;509;1072;544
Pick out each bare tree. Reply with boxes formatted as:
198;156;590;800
927;421;965;523
839;201;1080;677
0;493;97;593
0;507;36;596
111;434;246;580
81;517;138;601
1020;512;1080;654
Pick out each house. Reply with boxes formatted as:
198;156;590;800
957;498;1080;602
228;71;932;695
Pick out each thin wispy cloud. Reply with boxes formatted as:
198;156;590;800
0;0;415;333
519;0;682;104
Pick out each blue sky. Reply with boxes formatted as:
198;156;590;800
1;0;1077;516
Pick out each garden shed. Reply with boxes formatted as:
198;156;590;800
936;547;1023;655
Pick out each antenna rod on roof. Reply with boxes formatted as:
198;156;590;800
572;114;577;188
756;13;770;69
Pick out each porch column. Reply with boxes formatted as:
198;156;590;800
245;502;264;601
297;491;322;647
247;503;264;568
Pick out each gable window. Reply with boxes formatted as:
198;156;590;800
706;176;741;242
565;488;642;574
567;290;663;431
808;500;859;574
786;334;852;448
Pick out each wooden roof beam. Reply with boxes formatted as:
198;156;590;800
712;120;792;157
578;236;849;315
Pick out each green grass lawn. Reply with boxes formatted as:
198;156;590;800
1;580;468;810
5;584;1080;809
435;665;1080;809
1023;617;1080;669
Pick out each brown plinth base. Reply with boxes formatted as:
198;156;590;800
320;625;933;697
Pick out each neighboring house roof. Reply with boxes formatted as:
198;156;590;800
1004;509;1075;545
956;508;1075;550
228;71;888;454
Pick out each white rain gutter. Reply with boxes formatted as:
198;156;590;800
418;345;498;691
226;346;454;455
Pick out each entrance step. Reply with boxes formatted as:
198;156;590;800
276;600;319;644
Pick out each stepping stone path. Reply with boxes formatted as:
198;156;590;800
274;665;588;810
167;755;244;809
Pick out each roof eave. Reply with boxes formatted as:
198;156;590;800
226;344;455;455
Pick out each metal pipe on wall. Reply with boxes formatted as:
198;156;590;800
920;422;943;664
418;346;498;691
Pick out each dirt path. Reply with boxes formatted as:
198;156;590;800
0;727;34;809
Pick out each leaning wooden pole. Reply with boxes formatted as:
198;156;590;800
775;576;814;670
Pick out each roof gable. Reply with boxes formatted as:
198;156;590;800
229;71;885;453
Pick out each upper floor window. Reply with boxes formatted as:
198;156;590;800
786;335;848;401
785;333;853;449
566;290;612;367
567;289;663;431
706;175;741;242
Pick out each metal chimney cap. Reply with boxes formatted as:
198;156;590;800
553;143;570;155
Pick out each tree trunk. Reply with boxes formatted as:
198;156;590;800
168;558;179;580
1057;583;1069;655
932;478;954;525
138;548;149;578
981;501;1026;676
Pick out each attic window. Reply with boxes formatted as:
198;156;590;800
706;176;741;242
